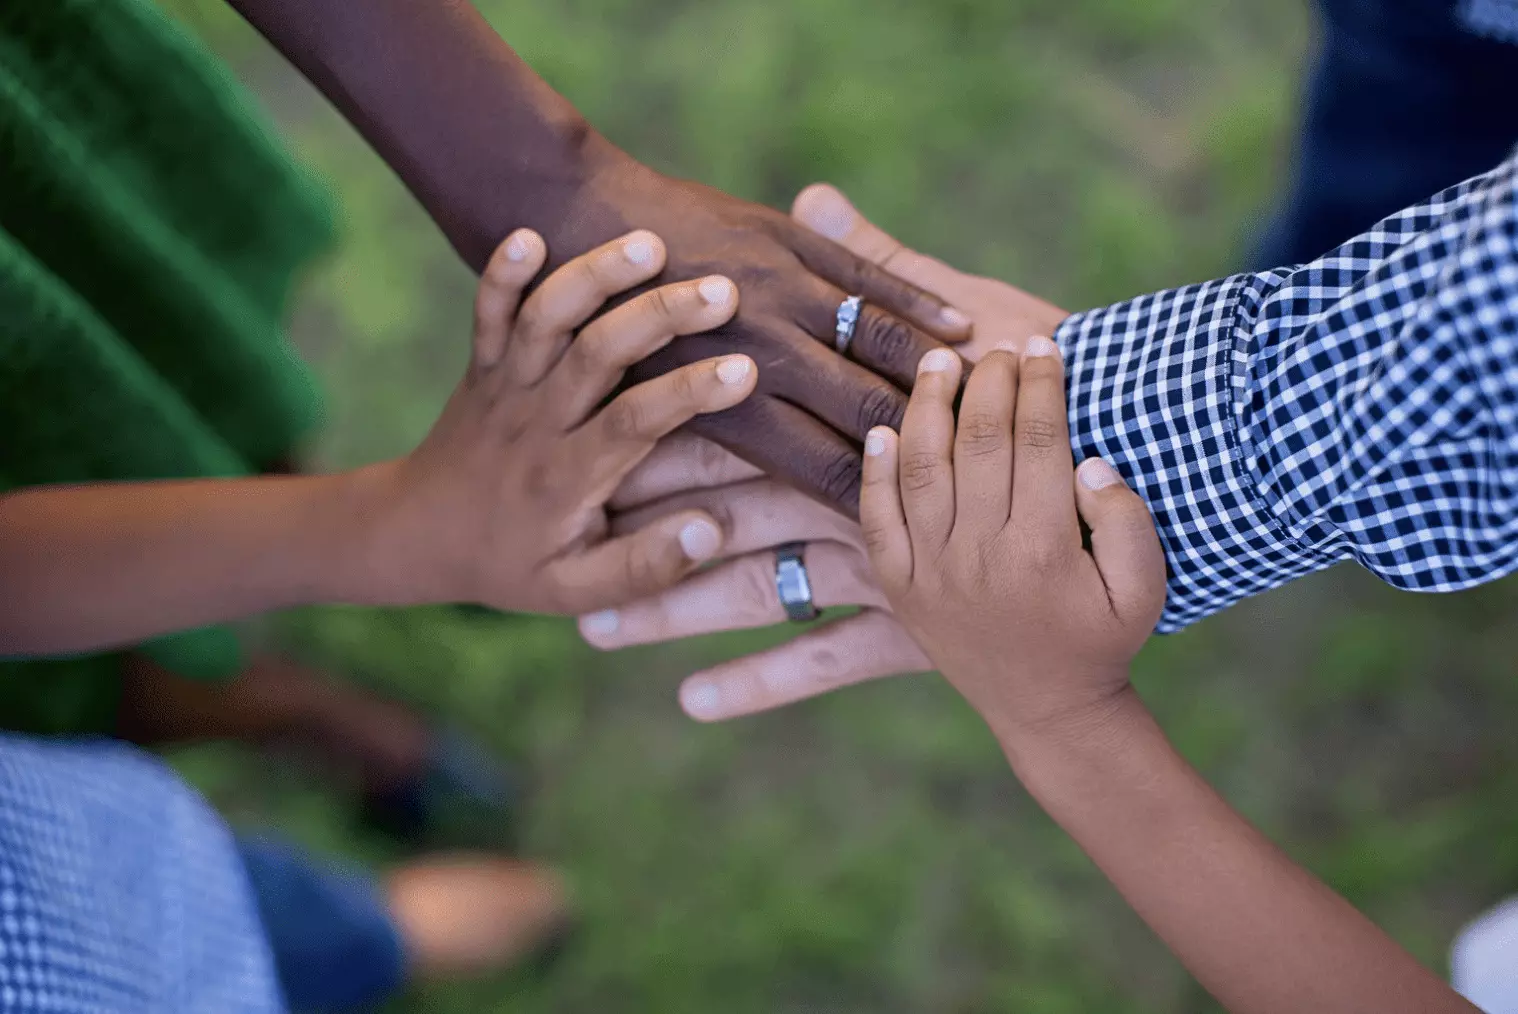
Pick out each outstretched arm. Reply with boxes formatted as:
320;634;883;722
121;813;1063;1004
859;341;1475;1014
586;154;1518;719
224;0;975;513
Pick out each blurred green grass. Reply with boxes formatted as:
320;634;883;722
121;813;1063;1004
157;1;1518;1011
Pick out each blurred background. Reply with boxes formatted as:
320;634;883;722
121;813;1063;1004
155;0;1518;1010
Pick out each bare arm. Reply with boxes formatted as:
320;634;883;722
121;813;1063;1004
1;232;757;658
223;0;973;514
857;341;1475;1014
0;472;384;657
1002;696;1474;1014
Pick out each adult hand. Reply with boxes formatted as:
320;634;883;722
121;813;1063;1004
563;161;978;515
227;0;975;518
583;184;1072;720
589;438;928;720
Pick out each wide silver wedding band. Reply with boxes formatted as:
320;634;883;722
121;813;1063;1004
834;295;863;355
774;542;820;623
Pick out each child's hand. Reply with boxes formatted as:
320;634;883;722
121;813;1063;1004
859;339;1165;741
369;228;758;616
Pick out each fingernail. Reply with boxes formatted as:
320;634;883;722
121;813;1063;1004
699;276;733;305
1025;336;1059;358
1079;458;1122;491
940;307;972;330
806;189;856;240
864;428;889;456
683;681;723;719
678;518;722;561
994;339;1021;355
582;610;619;636
919;349;957;374
716;356;752;386
505;231;533;262
624;236;656;266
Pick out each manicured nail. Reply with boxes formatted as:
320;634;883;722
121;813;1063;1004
678;518;722;561
864;428;890;456
683;681;723;719
1079;458;1122;491
806;189;856;240
919;348;957;374
624;235;656;266
716;356;752;386
940;307;972;330
505;231;533;262
699;276;733;305
582;610;619;636
1025;336;1059;358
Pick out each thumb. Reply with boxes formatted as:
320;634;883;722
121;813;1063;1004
548;510;723;614
1072;458;1167;626
791;183;978;321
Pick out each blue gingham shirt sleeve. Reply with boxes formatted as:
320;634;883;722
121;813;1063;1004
1055;149;1518;633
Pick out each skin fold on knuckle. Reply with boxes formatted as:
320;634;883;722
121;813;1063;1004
855;384;906;436
900;452;943;493
602;393;650;444
816;451;864;508
858;312;920;372
1016;416;1061;454
860;519;897;558
1021;536;1066;575
738;558;780;616
956;412;1006;457
643;284;680;324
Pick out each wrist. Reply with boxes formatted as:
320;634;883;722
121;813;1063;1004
314;461;425;607
989;684;1157;802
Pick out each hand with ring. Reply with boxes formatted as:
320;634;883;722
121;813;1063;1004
581;184;1071;722
582;434;923;720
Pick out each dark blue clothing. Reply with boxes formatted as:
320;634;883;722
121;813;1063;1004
1257;0;1518;267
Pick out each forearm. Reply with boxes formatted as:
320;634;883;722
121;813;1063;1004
0;469;390;657
1056;150;1518;631
998;694;1473;1014
225;0;631;269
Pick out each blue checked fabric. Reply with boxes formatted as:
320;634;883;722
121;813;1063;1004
0;736;283;1013
1056;149;1518;632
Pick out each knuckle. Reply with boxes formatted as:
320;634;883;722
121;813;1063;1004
857;311;919;369
622;544;663;593
860;521;893;555
900;452;943;492
601;394;649;443
817;451;864;507
956;412;1006;457
644;284;679;321
738;558;779;615
856;383;906;436
586;250;626;293
1017;416;1061;453
565;333;605;378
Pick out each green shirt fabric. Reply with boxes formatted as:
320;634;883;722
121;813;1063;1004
0;0;336;734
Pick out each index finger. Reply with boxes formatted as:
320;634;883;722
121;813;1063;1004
1009;337;1080;542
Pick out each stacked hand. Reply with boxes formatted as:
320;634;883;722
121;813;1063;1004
581;185;1072;721
367;228;759;616
562;163;982;512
